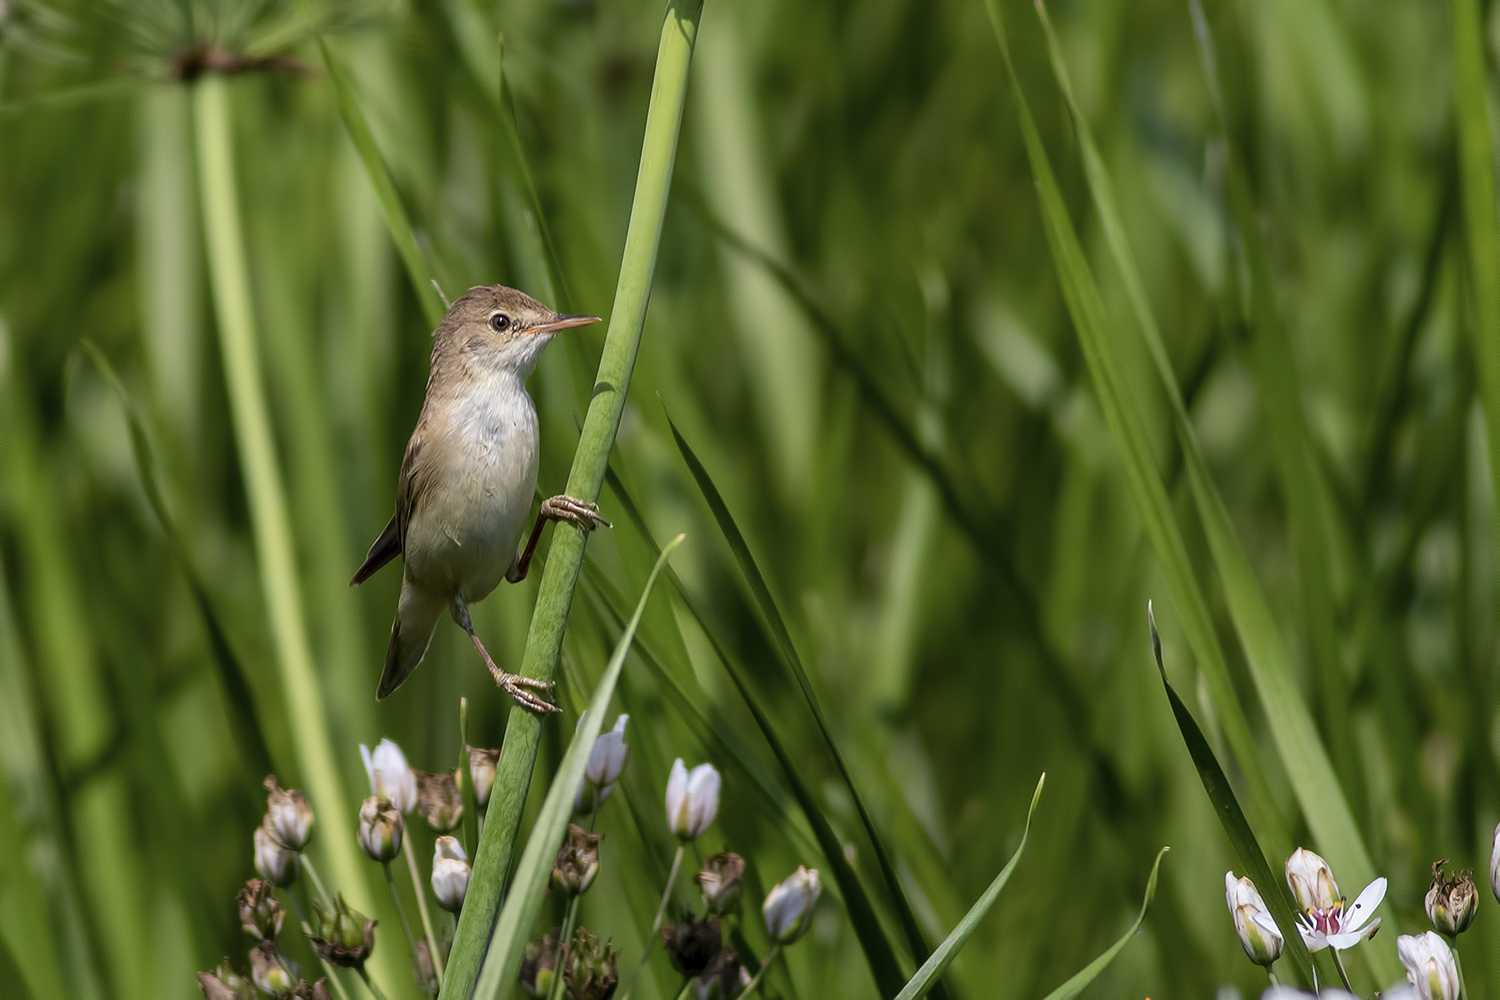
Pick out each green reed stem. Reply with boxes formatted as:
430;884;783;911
405;834;445;987
440;2;704;995
192;72;399;995
618;843;684;1000
302;853;332;909
546;896;582;1000
383;861;424;992
358;966;391;1000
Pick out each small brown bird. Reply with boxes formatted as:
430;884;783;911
351;285;607;711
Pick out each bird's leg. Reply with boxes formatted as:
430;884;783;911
505;495;612;584
452;603;558;714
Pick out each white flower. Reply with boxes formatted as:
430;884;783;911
253;823;299;887
1225;872;1283;967
361;739;417;814
1490;822;1500;903
1260;990;1370;1000
431;836;471;913
763;866;821;944
666;759;720;841
1399;932;1461;1000
1284;848;1384;952
576;715;630;813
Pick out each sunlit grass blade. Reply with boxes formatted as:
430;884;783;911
1039;847;1167;1000
601;461;909;998
316;36;446;328
443;3;705;994
471;535;682;1000
668;411;940;991
893;774;1044;1000
191;73;399;993
1147;605;1313;987
1451;0;1500;539
981;0;1288;860
82;341;277;791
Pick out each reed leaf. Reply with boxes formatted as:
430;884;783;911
1039;848;1167;1000
442;3;705;994
472;535;683;1000
893;774;1044;1000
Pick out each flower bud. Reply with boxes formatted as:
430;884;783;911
1491;824;1500;904
415;768;464;832
696;852;745;917
518;929;561;998
197;959;255;1000
414;941;439;996
563;926;620;1000
358;796;404;863
237;878;285;941
1426;861;1478;937
666;759;720;841
262;775;314;851
469;745;499;810
309;893;376;968
763;866;820;944
1399;931;1461;1000
552;823;601;896
291;981;334;1000
1285;847;1339;913
1224;872;1282;967
249;941;298;997
662;911;722;975
360;739;416;814
432;836;471;913
694;947;748;1000
585;715;629;789
254;824;300;888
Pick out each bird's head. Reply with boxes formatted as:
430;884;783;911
438;284;598;377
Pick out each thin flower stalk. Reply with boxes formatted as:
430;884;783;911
403;834;446;986
382;863;424;992
545;896;582;1000
283;886;355;1000
738;945;781;997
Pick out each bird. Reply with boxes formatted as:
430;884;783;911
350;284;608;712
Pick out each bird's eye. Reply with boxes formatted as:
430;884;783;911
489;312;511;333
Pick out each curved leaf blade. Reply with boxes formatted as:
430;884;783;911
1040;847;1167;1000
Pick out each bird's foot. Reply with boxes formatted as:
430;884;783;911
495;670;560;715
541;494;611;531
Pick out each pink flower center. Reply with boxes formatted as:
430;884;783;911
1307;899;1346;935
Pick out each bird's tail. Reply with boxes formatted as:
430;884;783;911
377;577;444;700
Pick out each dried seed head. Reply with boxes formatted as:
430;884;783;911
262;775;314;851
237;878;285;941
469;745;500;809
308;893;376;968
357;796;404;863
290;980;334;1000
694;946;747;1000
551;823;602;897
415;768;465;832
661;911;722;975
254;824;300;888
518;929;561;997
1426;861;1478;937
196;959;255;1000
695;852;745;917
249;941;298;996
562;926;619;1000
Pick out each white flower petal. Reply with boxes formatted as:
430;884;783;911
1343;877;1387;932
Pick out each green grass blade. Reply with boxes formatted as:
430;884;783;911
1452;0;1500;555
442;4;705;994
668;412;941;990
0;712;64;1000
1147;606;1314;987
472;536;683;1000
191;74;399;994
893;774;1044;1000
603;462;910;998
317;36;446;328
981;0;1289;860
1039;847;1167;1000
81;342;277;792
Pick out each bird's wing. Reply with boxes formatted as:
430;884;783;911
396;414;437;551
349;514;400;586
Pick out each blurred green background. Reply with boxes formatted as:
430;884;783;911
0;0;1488;997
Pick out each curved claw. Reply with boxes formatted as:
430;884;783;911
541;494;612;532
499;672;560;714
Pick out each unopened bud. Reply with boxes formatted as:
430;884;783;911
696;852;744;917
575;715;629;815
249;941;298;997
254;824;299;888
432;836;471;912
661;911;722;975
197;959;255;1000
415;768;464;832
237;878;284;941
309;893;375;968
1426;861;1478;937
552;823;601;896
763;866;820;945
358;796;403;863
262;775;314;851
360;739;416;814
518;929;561;998
1224;872;1282;967
469;745;500;809
666;759;720;841
563;927;619;1000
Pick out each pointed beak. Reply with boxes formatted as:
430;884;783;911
529;314;600;334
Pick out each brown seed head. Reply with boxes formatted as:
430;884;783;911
552;823;602;897
661;911;722;976
1426;860;1478;936
415;768;465;832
